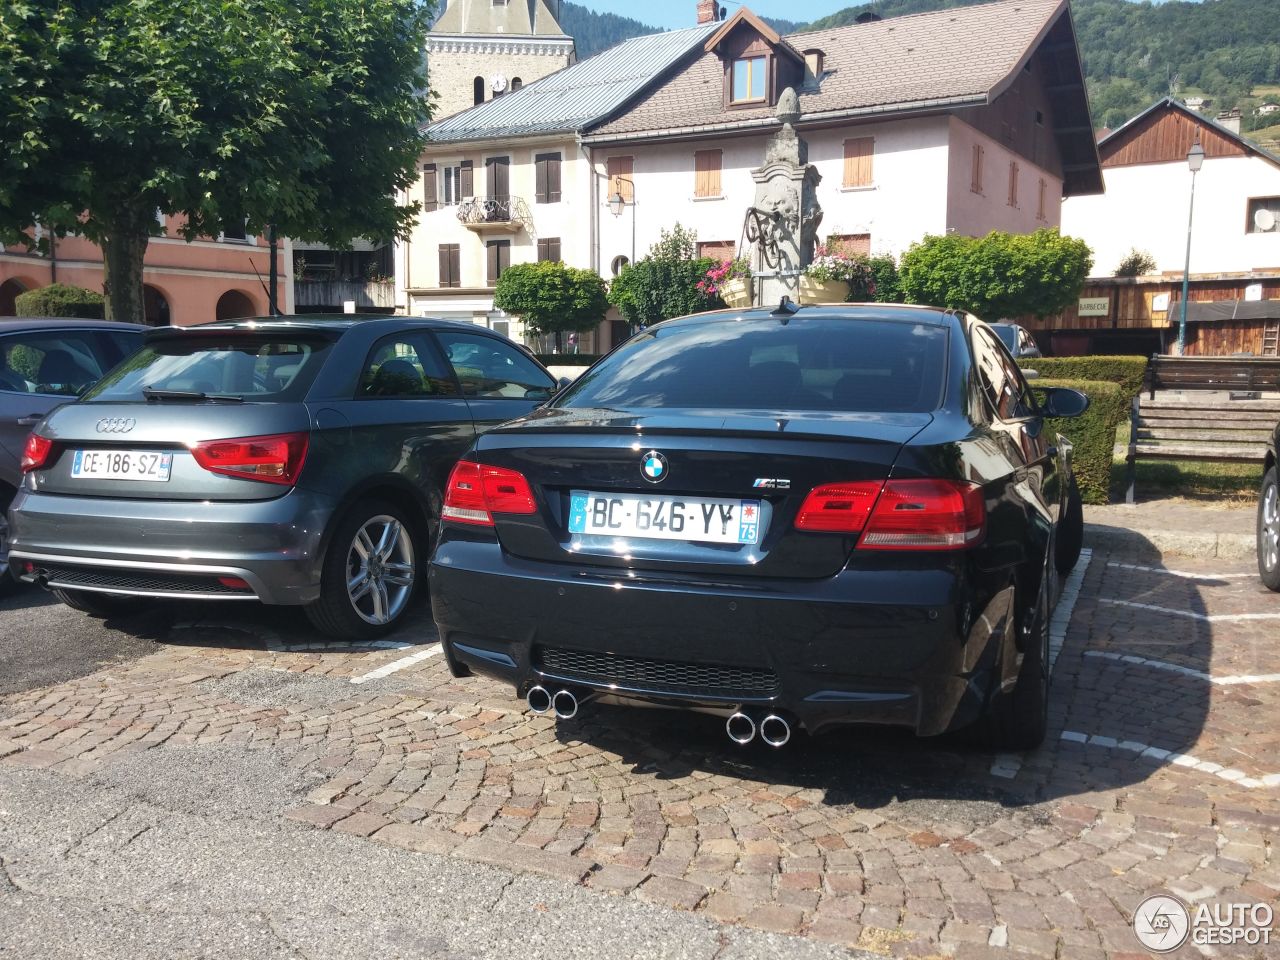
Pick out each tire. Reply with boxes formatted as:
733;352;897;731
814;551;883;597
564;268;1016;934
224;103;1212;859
305;499;421;640
0;487;15;597
1054;473;1084;575
981;579;1050;751
52;588;147;618
1258;466;1280;593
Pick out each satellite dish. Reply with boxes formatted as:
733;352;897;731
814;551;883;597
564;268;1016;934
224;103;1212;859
1256;208;1277;232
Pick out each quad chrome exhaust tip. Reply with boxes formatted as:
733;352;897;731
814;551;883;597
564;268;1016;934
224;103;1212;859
725;712;756;745
758;714;792;748
526;685;552;714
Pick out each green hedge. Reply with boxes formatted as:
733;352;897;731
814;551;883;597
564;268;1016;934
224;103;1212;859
1036;378;1130;505
536;354;602;367
1019;355;1148;397
13;283;105;319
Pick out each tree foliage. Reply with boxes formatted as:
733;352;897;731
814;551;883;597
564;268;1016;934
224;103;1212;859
13;283;104;319
898;229;1093;319
493;260;609;346
0;0;433;323
1115;248;1157;278
607;224;720;327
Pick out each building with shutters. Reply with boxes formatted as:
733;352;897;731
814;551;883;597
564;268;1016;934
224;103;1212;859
398;0;1101;350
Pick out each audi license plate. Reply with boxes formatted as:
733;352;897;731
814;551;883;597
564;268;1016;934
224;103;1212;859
568;491;761;545
70;450;173;482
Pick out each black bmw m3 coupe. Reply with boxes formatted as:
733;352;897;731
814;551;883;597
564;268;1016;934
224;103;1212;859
428;303;1088;750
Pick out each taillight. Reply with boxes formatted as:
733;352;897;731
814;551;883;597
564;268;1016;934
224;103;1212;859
859;479;986;551
441;460;537;526
20;433;53;473
795;481;883;532
189;432;308;485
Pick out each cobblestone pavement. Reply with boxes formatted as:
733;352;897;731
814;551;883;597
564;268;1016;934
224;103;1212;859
2;541;1278;959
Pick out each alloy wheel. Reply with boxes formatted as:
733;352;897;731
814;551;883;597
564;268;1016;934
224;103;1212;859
1263;481;1280;574
345;515;415;625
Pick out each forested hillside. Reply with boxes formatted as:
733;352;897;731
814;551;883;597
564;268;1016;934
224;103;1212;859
563;0;1280;136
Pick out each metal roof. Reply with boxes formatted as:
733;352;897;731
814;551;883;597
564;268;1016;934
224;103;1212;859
426;22;718;143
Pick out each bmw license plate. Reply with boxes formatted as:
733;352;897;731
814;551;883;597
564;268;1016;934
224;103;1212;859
568;490;761;545
71;450;172;482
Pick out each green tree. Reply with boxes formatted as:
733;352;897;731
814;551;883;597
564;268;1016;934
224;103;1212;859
493;260;609;351
899;228;1093;319
0;0;433;324
607;224;720;327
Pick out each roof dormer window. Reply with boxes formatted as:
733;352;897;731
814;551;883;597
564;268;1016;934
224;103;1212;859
731;56;767;103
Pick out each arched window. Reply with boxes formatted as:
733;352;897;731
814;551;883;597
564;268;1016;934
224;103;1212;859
511;77;523;91
610;255;630;277
473;76;485;105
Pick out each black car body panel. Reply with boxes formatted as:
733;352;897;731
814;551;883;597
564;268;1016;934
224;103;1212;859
429;305;1081;738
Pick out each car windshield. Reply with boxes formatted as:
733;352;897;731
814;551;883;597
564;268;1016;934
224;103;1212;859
989;325;1018;352
81;336;331;403
558;317;948;413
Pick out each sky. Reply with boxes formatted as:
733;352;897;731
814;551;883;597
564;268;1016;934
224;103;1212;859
580;0;855;31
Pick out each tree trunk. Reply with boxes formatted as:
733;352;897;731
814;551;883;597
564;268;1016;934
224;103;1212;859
100;220;150;325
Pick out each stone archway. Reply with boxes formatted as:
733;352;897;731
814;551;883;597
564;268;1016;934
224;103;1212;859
0;278;31;317
215;289;258;322
143;284;171;326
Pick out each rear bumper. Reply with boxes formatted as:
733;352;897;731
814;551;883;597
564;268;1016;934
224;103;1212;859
429;541;1009;737
7;486;337;605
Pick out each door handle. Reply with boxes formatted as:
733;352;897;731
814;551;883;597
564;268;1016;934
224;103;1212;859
16;415;42;426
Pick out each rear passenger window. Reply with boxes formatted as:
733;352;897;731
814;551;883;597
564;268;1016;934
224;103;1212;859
358;335;458;398
434;331;555;399
973;327;1035;420
0;332;129;397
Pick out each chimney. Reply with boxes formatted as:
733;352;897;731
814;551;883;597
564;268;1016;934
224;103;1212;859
697;0;718;24
1215;108;1241;135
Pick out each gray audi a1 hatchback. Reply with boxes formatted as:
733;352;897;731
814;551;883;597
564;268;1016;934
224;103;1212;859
7;316;558;638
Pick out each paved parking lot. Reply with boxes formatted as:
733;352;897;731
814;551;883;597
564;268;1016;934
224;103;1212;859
1;538;1277;959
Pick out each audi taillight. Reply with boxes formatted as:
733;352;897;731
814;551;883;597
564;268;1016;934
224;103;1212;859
860;479;986;550
796;478;985;550
189;432;308;485
20;433;53;473
441;460;537;526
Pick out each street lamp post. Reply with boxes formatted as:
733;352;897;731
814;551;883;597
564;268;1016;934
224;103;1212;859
1176;139;1205;356
607;175;636;266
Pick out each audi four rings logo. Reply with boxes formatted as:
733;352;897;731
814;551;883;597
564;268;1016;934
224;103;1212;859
95;418;136;434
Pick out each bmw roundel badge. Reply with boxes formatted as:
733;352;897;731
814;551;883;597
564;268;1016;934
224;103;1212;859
641;450;668;484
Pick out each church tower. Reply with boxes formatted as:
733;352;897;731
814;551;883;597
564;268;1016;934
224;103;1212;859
427;0;576;121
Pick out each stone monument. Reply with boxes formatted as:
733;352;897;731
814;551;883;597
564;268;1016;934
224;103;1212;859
744;87;823;306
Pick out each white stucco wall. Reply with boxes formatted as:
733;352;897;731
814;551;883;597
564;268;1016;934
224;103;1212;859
945;117;1063;237
593;116;955;267
1060;154;1280;276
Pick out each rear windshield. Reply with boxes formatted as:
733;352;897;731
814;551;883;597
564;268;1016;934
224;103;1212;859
559;317;949;413
82;336;331;403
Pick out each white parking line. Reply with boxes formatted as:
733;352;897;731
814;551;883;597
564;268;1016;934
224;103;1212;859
1096;598;1280;622
1059;730;1278;790
349;643;443;685
989;549;1092;780
1082;650;1280;686
1105;561;1257;581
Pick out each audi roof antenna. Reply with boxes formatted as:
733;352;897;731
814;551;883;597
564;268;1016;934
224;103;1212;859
771;296;799;323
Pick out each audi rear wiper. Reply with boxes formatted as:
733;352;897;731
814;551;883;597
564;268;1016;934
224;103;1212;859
142;387;245;403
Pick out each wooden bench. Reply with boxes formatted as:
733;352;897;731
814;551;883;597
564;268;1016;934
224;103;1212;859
1124;355;1280;503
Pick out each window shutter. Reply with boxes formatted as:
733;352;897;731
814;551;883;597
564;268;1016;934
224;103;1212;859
548;154;561;203
607;157;633;202
438;245;450;287
423;164;438;212
499;240;510;275
487;242;498;285
538;237;561;262
694;150;721;198
1007;162;1019;207
971;144;984;194
535;156;548;204
460;160;473;198
842;138;873;188
1037;178;1046;220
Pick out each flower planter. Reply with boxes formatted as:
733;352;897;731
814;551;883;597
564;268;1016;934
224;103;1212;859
719;277;752;308
799;276;849;304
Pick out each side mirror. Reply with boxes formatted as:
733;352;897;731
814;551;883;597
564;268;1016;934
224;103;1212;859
1039;386;1089;418
557;376;573;389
